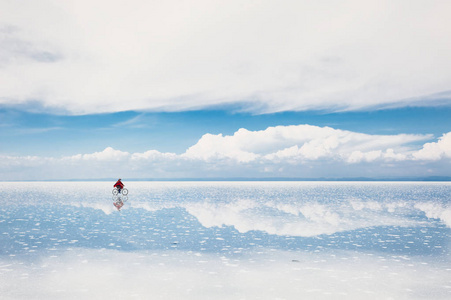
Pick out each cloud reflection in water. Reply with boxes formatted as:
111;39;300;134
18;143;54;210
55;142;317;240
1;182;450;299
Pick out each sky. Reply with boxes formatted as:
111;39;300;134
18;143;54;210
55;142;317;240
0;0;450;180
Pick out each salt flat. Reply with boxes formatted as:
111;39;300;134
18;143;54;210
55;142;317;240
1;181;450;299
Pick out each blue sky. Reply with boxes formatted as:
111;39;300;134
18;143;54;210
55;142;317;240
2;107;451;157
1;0;450;180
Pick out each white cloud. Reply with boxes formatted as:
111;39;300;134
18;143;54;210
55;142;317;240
131;150;177;161
413;132;451;161
0;0;450;114
183;132;259;163
184;125;431;163
1;125;450;179
347;150;382;163
79;147;130;161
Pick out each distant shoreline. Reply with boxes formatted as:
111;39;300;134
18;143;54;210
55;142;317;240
2;176;451;182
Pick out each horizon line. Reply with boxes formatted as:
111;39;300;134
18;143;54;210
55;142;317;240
2;176;451;182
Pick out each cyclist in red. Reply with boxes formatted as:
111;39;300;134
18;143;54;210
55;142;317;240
114;179;124;193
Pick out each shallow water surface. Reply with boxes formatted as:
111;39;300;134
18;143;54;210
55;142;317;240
1;181;450;299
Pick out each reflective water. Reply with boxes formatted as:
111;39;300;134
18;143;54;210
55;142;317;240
1;182;450;299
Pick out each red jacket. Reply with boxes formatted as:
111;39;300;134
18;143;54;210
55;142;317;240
114;180;124;188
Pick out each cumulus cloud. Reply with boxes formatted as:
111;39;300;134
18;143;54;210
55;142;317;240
0;0;450;114
131;150;177;161
184;125;431;163
1;125;450;179
67;147;130;161
413;132;451;161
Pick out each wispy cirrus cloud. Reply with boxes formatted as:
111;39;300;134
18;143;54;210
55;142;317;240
0;0;450;115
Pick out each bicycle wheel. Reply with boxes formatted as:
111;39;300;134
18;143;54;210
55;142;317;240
121;196;128;202
112;188;119;195
112;195;118;201
121;188;128;195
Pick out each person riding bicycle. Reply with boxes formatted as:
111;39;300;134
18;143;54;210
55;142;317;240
114;179;124;194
